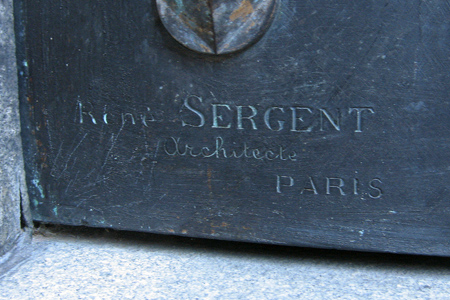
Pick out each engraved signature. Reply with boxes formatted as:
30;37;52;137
164;136;297;161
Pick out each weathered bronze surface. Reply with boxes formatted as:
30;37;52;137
156;0;278;54
17;0;450;256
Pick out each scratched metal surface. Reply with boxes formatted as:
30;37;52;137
19;0;450;255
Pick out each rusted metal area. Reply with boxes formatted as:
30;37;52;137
156;0;278;55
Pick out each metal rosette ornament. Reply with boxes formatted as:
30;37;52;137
156;0;278;55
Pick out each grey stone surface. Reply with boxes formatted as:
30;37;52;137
0;0;31;260
1;227;450;299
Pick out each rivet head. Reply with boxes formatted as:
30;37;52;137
156;0;278;55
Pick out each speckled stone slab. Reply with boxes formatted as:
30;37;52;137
0;0;31;262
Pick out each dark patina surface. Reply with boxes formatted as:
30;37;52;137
18;0;450;255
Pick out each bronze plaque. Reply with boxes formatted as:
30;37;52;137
17;0;450;255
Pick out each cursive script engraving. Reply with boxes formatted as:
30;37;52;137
164;136;297;161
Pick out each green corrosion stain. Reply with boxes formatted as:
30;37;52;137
31;179;45;204
175;0;183;13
